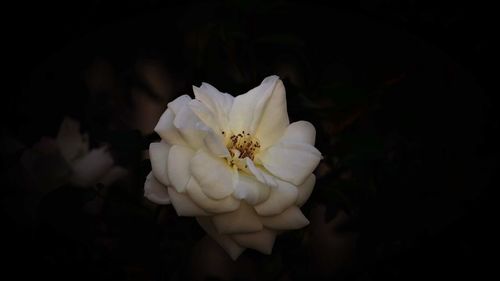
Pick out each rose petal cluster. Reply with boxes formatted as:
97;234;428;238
145;76;322;259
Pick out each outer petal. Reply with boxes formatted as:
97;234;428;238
228;75;280;134
188;100;218;132
259;142;321;186
233;172;270;205
185;178;240;213
168;94;192;114
190;150;234;199
196;217;245;260
173;104;209;149
254;79;289;149
232;228;276;255
212;203;263;234
296;174;315;206
187;100;230;157
193;82;233;132
154;95;192;145
149;142;171;186
168;187;210;216
260;206;309;230
144;171;170;204
280;121;316;146
254;179;298;216
167;145;195;192
154;108;185;145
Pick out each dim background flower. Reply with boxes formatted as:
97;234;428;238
1;117;127;226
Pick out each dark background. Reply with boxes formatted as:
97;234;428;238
2;1;497;280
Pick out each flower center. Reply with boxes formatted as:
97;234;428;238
223;130;261;162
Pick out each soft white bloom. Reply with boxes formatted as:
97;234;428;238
145;76;322;259
6;118;127;224
55;117;127;187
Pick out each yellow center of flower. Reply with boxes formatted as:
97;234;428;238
222;130;261;169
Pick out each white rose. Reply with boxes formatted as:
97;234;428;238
145;75;322;259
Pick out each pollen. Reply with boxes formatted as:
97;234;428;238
226;131;261;161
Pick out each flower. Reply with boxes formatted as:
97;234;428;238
145;75;322;259
19;117;127;190
4;117;127;224
54;117;127;187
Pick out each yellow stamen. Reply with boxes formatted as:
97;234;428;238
223;130;261;170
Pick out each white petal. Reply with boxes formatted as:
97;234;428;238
203;129;229;157
212;203;263;234
154;108;185;145
185;178;240;213
154;95;193;145
190;150;234;199
168;94;192;114
173;104;209;149
232;228;276;255
233;172;270;205
168;187;210;216
188;99;219;131
280;121;316;146
144;171;170;204
254;79;289;149
167;145;195;192
228;75;280;134
245;158;277;188
188;100;230;157
193;82;233;131
296;174;315;206
70;147;114;187
196;217;245;260
149;142;171;186
260;206;309;230
56;117;89;162
259;142;321;186
254;179;298;216
194;83;233;113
